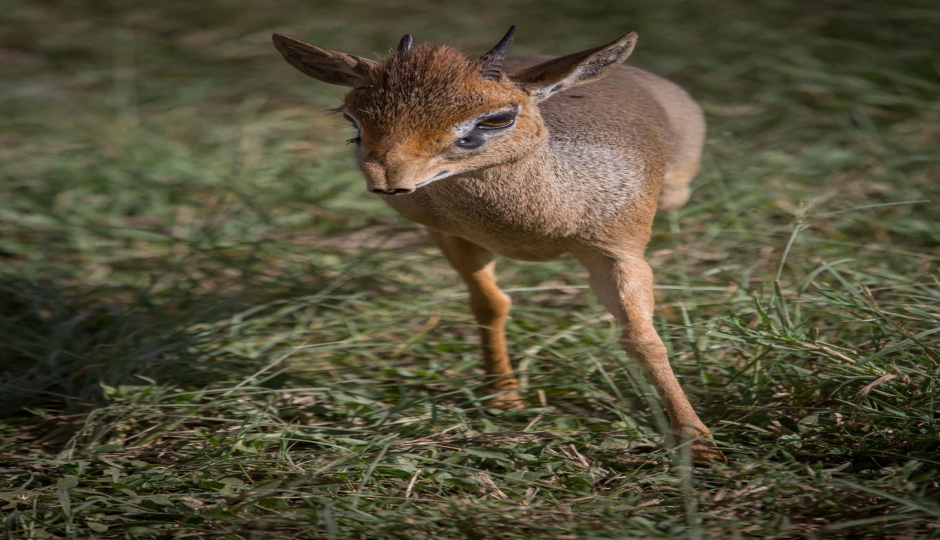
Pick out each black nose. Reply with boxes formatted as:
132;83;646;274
371;188;412;195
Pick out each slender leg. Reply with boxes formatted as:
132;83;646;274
576;248;724;462
427;229;523;408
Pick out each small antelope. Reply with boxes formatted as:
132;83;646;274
273;27;723;461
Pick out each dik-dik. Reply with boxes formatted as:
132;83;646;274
273;27;723;461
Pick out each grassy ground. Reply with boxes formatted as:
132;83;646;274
1;0;938;538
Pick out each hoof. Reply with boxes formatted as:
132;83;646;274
675;426;726;464
691;441;727;464
484;390;525;410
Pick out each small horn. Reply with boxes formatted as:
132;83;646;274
479;25;516;80
398;34;414;52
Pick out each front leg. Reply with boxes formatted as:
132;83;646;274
427;229;523;409
576;249;724;462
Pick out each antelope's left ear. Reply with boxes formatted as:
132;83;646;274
510;33;638;102
272;33;378;87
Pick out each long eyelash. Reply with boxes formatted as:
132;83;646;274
329;106;360;144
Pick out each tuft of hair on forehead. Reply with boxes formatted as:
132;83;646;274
373;43;480;89
346;43;496;130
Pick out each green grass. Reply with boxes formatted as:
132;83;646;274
1;0;938;538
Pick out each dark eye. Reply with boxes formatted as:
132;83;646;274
476;114;515;130
341;113;361;144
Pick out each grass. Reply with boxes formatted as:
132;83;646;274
1;0;938;538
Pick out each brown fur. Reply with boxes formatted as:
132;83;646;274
272;31;723;462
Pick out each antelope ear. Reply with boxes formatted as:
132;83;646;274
272;33;378;87
510;33;638;102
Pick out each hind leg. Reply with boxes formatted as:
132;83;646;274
575;248;725;462
657;159;700;213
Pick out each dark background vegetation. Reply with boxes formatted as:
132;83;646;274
1;0;938;538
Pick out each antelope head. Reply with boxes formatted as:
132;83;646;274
273;27;637;195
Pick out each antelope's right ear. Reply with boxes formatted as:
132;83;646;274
272;33;378;87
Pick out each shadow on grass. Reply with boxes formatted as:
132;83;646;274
0;238;417;418
0;275;264;416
